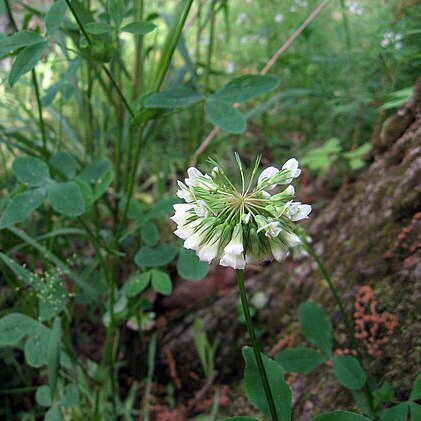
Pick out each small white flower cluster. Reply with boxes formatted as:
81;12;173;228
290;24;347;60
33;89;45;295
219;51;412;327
345;0;363;16
380;32;403;50
172;156;311;270
291;0;309;13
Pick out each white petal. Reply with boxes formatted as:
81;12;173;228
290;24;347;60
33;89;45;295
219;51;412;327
194;200;208;217
290;204;312;221
224;240;243;255
170;211;190;225
282;158;301;181
184;232;204;250
283;185;295;196
270;241;288;262
261;190;271;199
197;244;219;262
224;224;244;255
174;218;202;239
241;212;251;224
283;231;301;246
219;253;246;269
185;167;203;187
173;203;194;213
258;166;279;190
174;226;192;240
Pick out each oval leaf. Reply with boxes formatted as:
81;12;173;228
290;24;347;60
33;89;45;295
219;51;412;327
141;223;159;246
243;346;291;421
126;271;151;297
134;244;178;267
332;356;366;390
298;301;332;355
85;22;114;34
35;385;52;407
47;182;85;217
0;313;36;346
44;407;63;421
122;21;156;35
60;384;79;407
379;402;409;421
45;0;67;35
144;87;203;109
108;0;125;28
211;74;280;103
312;411;371;420
13;156;50;186
151;269;172;295
49;152;77;178
24;322;51;368
0;188;45;229
0;30;45;56
78;159;112;184
410;402;421;420
410;372;421;401
275;347;327;373
9;41;48;86
220;418;261;421
206;99;246;134
176;248;209;281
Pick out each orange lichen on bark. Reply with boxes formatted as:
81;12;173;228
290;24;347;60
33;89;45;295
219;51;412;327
353;285;399;360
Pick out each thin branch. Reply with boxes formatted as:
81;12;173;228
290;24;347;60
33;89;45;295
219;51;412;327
190;0;332;166
64;0;134;117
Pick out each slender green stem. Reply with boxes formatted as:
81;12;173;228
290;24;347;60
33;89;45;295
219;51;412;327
31;70;49;157
64;0;91;42
236;270;279;421
143;332;157;421
119;0;193;236
301;239;375;414
64;0;134;117
302;240;359;353
339;0;352;50
4;0;49;158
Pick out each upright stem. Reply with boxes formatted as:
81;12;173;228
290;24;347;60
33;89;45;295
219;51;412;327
236;270;279;421
302;240;375;414
64;0;134;117
4;0;49;158
302;240;360;354
31;70;49;158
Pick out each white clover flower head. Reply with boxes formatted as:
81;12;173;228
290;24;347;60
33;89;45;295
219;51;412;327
172;154;312;269
380;32;403;50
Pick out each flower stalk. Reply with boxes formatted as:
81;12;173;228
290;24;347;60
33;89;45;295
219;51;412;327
236;269;279;421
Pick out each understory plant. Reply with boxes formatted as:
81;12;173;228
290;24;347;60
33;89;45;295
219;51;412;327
0;1;419;420
173;156;420;420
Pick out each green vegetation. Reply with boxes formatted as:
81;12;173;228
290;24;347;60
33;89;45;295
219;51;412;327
0;0;419;419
